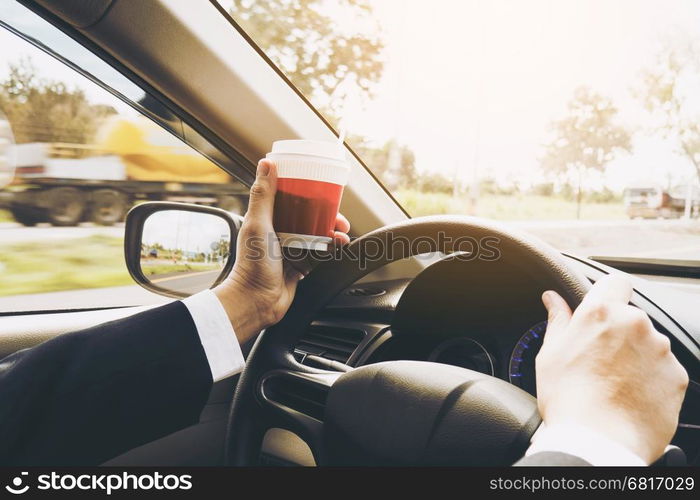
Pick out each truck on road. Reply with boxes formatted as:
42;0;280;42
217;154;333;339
623;183;700;219
0;115;249;226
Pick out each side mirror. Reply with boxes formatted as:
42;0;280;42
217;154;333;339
125;202;242;298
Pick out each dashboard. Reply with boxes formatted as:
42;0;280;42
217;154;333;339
295;253;700;464
361;317;548;398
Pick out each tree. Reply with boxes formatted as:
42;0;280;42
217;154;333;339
529;182;554;197
348;135;416;189
226;1;424;192
479;177;499;195
640;38;700;184
417;172;454;194
0;57;116;144
541;87;630;218
227;0;384;121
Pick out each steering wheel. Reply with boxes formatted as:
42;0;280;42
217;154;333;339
225;216;591;465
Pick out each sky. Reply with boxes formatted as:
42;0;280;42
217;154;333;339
142;210;231;254
329;0;700;190
4;0;700;193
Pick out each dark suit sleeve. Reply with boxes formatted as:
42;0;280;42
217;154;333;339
514;451;592;466
0;301;213;465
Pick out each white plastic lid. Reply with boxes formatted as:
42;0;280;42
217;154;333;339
267;139;350;185
270;139;346;162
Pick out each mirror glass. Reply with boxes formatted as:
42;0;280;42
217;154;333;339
141;210;231;296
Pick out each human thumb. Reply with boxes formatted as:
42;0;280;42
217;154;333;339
541;290;572;341
245;159;277;233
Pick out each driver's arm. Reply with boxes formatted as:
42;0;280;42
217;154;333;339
196;158;351;375
0;160;347;465
212;159;350;343
0;300;227;465
517;275;689;466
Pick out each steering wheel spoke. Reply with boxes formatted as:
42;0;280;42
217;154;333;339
257;369;343;462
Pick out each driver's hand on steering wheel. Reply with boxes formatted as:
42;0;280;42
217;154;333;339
214;159;350;346
535;274;689;465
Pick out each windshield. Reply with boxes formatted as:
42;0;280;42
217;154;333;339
219;0;700;261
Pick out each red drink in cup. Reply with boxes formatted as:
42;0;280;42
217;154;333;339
267;140;349;251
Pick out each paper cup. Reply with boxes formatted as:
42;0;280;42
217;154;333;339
267;140;349;251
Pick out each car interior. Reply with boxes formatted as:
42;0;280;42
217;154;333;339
0;0;698;466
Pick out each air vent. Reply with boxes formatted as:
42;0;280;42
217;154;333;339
294;324;365;365
345;286;386;297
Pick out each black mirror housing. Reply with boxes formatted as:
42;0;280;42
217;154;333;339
124;202;242;298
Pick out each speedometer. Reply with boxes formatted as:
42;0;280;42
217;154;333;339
508;321;546;396
429;337;495;376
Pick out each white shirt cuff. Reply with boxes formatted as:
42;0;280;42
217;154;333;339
526;422;647;466
182;289;245;382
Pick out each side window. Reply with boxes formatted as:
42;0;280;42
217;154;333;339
0;22;248;313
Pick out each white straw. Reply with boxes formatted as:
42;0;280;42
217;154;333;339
338;127;346;145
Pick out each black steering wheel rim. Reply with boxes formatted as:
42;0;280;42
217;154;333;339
225;215;591;465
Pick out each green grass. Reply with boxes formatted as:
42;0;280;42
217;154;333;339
0;235;132;297
0;209;12;223
395;190;627;220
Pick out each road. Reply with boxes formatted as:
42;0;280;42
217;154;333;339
0;218;698;312
509;218;700;261
0;284;170;312
150;269;222;296
0;270;223;312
